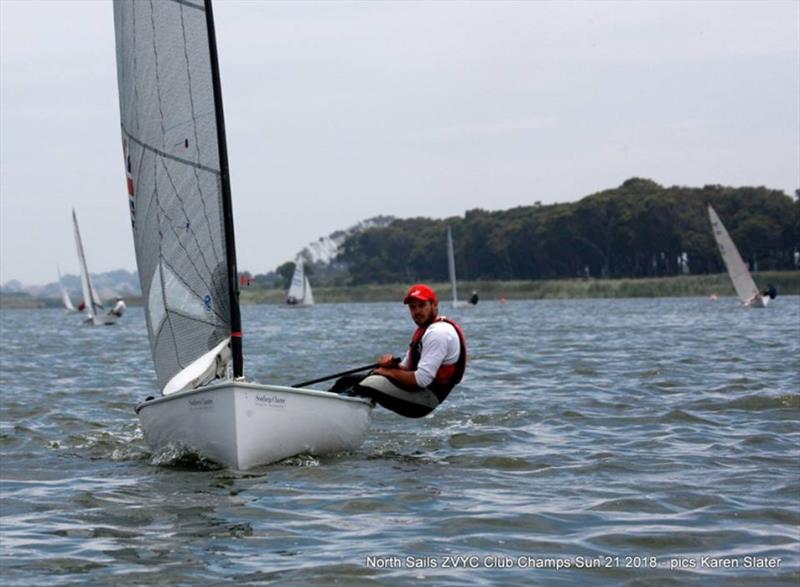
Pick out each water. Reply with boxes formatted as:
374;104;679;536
1;297;798;586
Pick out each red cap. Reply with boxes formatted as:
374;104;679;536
403;284;437;304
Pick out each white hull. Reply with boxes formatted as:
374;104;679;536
744;294;769;308
136;381;373;469
86;313;118;326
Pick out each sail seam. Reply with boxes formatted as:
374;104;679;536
157;157;221;295
165;307;225;328
121;127;221;176
178;3;224;265
170;0;205;11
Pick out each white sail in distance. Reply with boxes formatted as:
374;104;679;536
287;259;313;305
72;209;105;320
303;275;314;305
708;204;760;304
447;226;459;306
57;265;77;312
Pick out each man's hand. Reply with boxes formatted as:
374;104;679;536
373;365;419;390
378;354;398;368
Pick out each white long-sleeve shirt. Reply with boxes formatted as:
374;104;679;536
399;321;461;388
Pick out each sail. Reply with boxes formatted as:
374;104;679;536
57;265;77;312
447;226;459;305
708;205;759;303
113;0;240;394
287;261;305;302
72;210;104;318
303;275;314;305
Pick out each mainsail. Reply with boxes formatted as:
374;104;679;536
303;276;315;305
113;0;242;394
287;259;313;305
447;226;459;306
57;265;77;312
72;209;104;318
707;204;760;303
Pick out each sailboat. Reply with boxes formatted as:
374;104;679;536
447;227;470;308
112;0;371;469
707;204;773;308
286;258;314;306
57;265;78;313
72;210;118;325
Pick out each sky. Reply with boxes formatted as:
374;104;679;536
1;0;798;286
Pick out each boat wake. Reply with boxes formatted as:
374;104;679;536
149;444;224;471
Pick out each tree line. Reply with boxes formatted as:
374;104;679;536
335;178;799;285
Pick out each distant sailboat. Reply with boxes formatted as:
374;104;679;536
447;227;470;308
286;259;314;306
707;204;774;308
57;265;78;313
113;0;370;469
72;210;118;325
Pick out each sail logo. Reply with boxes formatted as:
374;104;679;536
255;394;286;409
122;138;136;229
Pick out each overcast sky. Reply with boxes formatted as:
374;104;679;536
1;0;798;286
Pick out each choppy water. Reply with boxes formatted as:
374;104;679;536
1;297;799;586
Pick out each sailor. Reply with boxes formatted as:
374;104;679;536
746;284;778;307
109;297;127;317
469;290;479;305
286;295;298;305
352;284;467;418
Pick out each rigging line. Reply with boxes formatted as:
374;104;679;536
178;3;225;264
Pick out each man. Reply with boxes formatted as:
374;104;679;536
745;283;778;307
354;284;466;418
109;297;126;317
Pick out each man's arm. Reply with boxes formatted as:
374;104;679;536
374;353;417;387
374;327;452;390
372;365;419;389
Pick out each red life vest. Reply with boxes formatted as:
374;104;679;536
408;316;467;402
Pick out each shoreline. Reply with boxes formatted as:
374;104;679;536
4;271;798;309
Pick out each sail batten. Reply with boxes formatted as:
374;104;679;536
113;0;240;394
121;128;222;176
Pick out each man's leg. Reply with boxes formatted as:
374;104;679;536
328;374;368;394
355;375;440;418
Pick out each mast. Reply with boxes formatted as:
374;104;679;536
204;0;243;378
